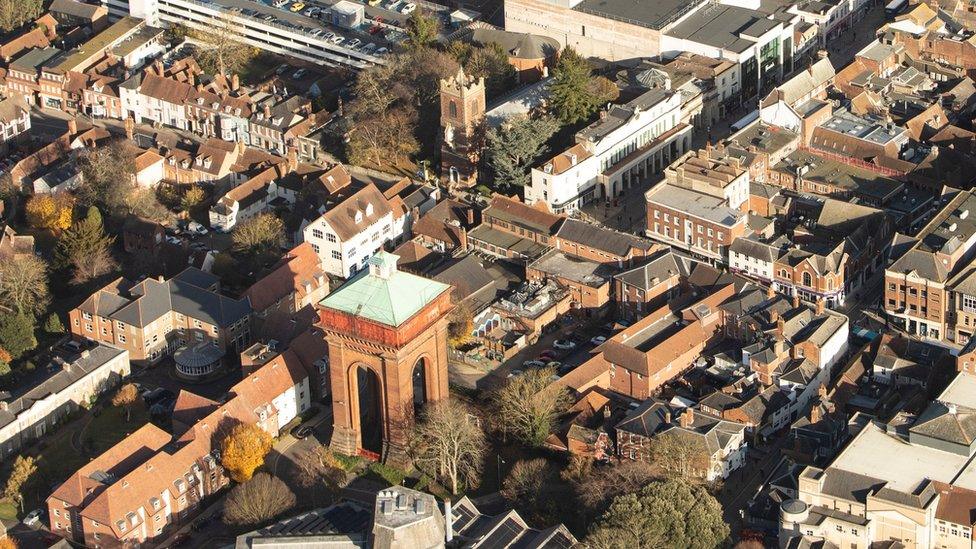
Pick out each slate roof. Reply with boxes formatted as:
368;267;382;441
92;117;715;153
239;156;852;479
910;401;976;446
614;250;686;290
77;268;250;329
819;467;886;502
0;345;126;431
556;218;655;257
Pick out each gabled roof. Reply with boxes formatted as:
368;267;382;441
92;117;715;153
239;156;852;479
556;218;655;258
614;250;686;290
485;194;563;235
319;183;393;242
244;242;326;312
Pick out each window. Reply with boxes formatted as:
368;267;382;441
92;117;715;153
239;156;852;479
118;334;127;343
326;233;337;243
312;243;320;254
312;229;323;239
963;294;976;312
331;250;341;260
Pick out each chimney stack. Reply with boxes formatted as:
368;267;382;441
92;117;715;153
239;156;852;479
766;285;776;299
679;408;694;429
264;104;271;119
792;294;800;308
664;410;672;424
231;73;240;92
466;207;474;226
287;146;298;172
67;118;78;135
815;298;825;315
809;404;822;424
124;116;134;141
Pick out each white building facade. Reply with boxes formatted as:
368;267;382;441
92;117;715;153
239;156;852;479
525;89;691;213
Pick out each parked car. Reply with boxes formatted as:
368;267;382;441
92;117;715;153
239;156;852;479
553;339;576;351
590;335;607;346
330;35;345;44
272;0;288;7
347;38;362;49
24;509;44;527
538;349;558;360
187;221;208;235
171;533;193;547
293;424;315;439
400;2;416;13
165;235;182;246
292;68;307;79
290;2;305;12
523;360;546;369
507;369;523;378
546;361;561;370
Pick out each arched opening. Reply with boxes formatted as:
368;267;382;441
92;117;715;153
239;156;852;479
802;272;812;287
412;358;428;416
449;166;459;183
357;366;383;454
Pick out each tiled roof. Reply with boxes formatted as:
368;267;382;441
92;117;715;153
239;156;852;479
320;183;393;242
244;242;326;312
485;195;563;234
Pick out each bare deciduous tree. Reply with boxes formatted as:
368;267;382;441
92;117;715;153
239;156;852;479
492;366;570;446
410;400;486;494
574;460;659;515
649;432;710;479
0;255;49;316
223;473;296;527
189;15;258;77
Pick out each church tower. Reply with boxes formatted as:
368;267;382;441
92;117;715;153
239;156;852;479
440;67;486;188
318;252;454;463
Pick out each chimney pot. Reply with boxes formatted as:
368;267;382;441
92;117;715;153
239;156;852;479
679;408;694;428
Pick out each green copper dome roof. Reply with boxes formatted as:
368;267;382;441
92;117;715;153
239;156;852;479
319;251;451;327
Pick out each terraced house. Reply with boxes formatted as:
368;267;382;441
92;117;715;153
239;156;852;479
68;268;251;365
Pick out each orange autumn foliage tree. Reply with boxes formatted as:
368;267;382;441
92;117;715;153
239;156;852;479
221;423;273;483
25;194;74;231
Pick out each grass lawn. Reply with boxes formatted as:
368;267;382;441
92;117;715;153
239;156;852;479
80;405;150;456
0;500;18;520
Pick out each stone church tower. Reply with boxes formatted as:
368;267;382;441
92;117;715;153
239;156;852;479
318;252;454;463
440;67;485;188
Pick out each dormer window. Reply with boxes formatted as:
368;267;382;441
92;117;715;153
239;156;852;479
355;211;363;224
127;512;138;526
197;97;204;105
365;203;374;216
117;520;126;532
212;102;219;109
150;497;160;510
225;106;231;113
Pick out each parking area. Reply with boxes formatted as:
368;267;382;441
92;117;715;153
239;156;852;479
459;318;624;389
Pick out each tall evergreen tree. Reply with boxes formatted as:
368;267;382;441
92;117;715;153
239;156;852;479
55;207;116;283
485;115;560;189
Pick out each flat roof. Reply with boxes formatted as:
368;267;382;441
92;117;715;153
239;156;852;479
774;150;902;202
573;0;706;30
819;109;906;146
939;373;976;409
529;250;613;287
829;422;968;493
646;183;745;227
666;4;780;53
